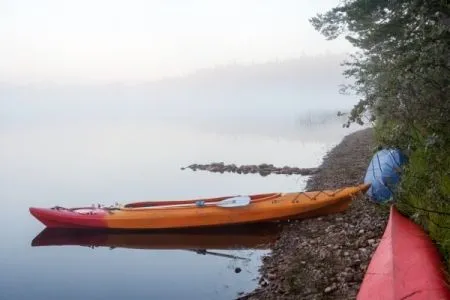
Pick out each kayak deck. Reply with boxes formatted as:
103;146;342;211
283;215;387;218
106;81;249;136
30;184;370;230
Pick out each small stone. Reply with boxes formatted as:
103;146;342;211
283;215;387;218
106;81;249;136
367;239;376;245
262;256;271;263
268;272;277;280
275;284;287;294
337;271;347;278
318;249;328;260
353;272;364;282
344;272;354;281
336;217;343;221
259;277;269;287
355;237;366;248
350;260;362;268
359;229;365;234
324;284;337;293
325;225;335;233
344;251;350;256
235;267;241;273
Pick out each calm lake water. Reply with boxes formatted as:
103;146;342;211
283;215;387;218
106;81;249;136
0;108;359;299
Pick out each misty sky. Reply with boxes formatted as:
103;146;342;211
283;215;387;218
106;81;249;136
1;0;352;84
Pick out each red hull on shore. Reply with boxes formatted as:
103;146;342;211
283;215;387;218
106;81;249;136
357;206;450;300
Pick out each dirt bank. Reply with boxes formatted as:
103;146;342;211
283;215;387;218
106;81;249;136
238;128;389;300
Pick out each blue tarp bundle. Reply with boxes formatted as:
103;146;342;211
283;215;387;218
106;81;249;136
364;148;407;202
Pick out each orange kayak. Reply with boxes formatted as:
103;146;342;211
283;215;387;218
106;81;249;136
357;206;450;300
29;184;369;230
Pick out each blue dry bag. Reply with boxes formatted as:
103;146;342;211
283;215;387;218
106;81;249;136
364;148;407;202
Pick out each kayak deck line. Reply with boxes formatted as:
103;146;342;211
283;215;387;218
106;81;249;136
48;187;352;212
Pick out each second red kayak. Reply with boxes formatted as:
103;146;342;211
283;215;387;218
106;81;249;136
357;206;450;300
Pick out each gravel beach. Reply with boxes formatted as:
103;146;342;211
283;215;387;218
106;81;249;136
238;127;390;300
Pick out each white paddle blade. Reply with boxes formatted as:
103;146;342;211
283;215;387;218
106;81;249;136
217;196;251;208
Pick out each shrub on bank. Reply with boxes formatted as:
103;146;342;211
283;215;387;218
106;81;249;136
376;123;450;270
310;0;450;270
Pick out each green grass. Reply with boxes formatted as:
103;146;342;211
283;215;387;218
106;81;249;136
394;145;450;272
373;120;450;273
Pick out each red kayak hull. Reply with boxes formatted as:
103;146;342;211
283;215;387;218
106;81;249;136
29;207;108;229
357;206;450;300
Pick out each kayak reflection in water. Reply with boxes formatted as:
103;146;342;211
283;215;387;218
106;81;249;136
30;222;282;254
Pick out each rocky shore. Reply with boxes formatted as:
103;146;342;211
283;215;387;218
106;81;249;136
181;163;319;177
237;128;389;300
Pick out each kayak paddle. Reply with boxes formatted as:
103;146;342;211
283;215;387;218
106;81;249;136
197;196;251;208
125;195;252;210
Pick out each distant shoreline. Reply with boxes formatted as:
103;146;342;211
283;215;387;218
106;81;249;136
237;127;389;300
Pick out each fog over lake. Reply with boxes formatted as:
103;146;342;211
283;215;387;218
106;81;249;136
0;54;366;300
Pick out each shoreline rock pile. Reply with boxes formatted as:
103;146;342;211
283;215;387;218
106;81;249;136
181;162;319;177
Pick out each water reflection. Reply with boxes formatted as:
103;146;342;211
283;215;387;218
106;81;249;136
27;224;282;299
31;223;282;251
